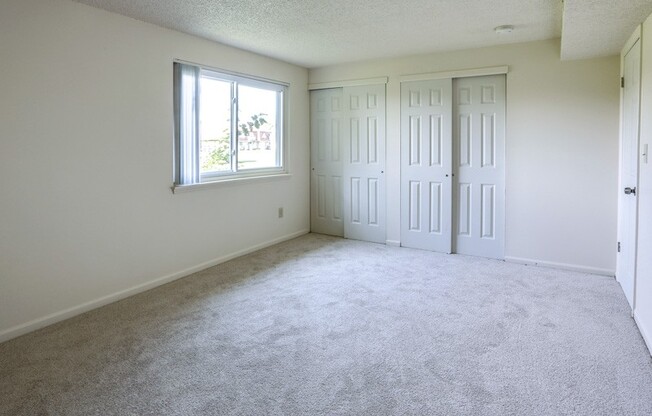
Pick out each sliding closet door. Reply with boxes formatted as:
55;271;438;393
400;79;453;252
342;85;386;243
453;75;506;259
310;84;386;243
400;74;505;259
310;88;344;237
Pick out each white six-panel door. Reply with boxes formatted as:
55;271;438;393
400;75;505;259
453;75;506;259
342;85;386;243
310;85;386;243
617;34;642;309
310;88;344;237
400;79;453;252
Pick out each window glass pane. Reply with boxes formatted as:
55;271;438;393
175;61;286;186
237;85;279;170
199;77;232;173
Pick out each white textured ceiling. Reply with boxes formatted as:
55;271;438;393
72;0;649;67
561;0;652;60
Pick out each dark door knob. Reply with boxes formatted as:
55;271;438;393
624;187;637;195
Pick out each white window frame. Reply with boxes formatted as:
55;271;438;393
173;61;289;192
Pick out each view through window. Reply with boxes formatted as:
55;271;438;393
174;62;286;186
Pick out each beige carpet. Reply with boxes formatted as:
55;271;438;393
1;233;652;415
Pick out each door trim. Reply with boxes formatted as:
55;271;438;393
309;77;389;91
399;66;509;83
622;26;642;60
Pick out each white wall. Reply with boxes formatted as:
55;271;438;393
309;39;620;274
635;15;652;352
0;0;310;341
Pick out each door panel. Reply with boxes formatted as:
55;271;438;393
481;184;495;238
458;183;471;237
343;85;386;243
429;182;442;233
400;79;453;252
310;89;344;237
617;37;641;309
453;75;506;259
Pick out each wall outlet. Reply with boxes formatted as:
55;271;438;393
278;207;284;218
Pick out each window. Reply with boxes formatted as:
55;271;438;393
173;62;287;187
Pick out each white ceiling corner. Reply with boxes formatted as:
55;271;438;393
71;0;649;67
561;0;652;60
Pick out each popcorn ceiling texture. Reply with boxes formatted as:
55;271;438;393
561;0;652;60
72;0;652;66
73;0;563;67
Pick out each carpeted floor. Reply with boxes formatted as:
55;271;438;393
1;233;652;415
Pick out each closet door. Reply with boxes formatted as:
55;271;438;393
400;79;453;252
400;75;505;259
342;85;386;243
453;75;506;259
310;88;344;237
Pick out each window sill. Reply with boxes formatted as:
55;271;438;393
171;172;291;194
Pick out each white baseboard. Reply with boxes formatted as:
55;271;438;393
504;256;615;277
0;229;310;344
634;312;652;357
385;240;401;247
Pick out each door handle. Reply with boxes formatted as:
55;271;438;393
624;187;637;195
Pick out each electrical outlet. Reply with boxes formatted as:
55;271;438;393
278;207;284;218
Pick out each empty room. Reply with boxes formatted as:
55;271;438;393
3;0;652;414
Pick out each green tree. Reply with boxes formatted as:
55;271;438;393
239;113;268;138
202;113;270;171
202;135;230;170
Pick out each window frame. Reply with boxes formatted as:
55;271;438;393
173;60;289;191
